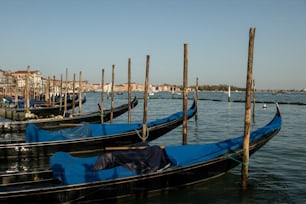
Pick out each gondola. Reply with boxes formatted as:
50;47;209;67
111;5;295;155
0;96;87;121
0;99;197;161
0;104;282;203
0;96;138;134
15;95;87;118
4;94;79;108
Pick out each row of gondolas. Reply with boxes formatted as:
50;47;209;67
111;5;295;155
0;96;282;203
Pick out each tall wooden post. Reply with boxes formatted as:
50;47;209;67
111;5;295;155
195;77;199;121
101;69;105;124
252;79;256;123
182;44;188;145
52;76;56;105
14;86;18;105
24;66;30;113
241;27;256;189
59;74;63;111
72;73;76;114
47;77;50;105
142;55;150;142
128;58;131;123
110;65;115;123
78;71;82;113
64;68;68;114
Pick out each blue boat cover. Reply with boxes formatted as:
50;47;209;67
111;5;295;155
25;123;142;142
51;152;137;185
50;111;281;185
165;114;281;166
26;106;195;143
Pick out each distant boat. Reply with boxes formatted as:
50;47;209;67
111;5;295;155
148;84;157;97
0;96;87;121
0;96;138;134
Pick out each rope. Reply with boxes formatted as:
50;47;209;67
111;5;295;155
135;128;149;141
223;153;248;166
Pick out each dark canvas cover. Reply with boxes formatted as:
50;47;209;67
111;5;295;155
93;143;172;174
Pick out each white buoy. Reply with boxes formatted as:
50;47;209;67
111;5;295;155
228;85;231;102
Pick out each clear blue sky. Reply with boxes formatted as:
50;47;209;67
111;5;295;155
1;0;305;90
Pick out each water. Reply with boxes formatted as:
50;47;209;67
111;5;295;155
1;91;306;203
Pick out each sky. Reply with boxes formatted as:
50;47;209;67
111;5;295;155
0;0;305;90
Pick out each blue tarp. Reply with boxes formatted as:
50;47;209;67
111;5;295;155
50;112;281;185
26;106;195;143
51;152;137;185
25;123;142;142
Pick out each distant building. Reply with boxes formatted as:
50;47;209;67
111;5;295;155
11;70;42;90
0;69;17;96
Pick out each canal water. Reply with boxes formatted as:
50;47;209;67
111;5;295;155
1;91;306;203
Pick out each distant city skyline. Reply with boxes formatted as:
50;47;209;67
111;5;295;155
0;0;305;90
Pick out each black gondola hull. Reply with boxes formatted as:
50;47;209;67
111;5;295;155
0;96;137;134
0;128;280;204
0;99;196;164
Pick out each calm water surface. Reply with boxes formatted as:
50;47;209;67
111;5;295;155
1;91;306;203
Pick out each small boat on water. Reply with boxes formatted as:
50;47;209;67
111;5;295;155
0;96;87;121
3;94;78;108
0;99;197;161
0;96;138;134
0;104;282;203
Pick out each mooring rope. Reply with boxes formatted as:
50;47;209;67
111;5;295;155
223;153;248;166
135;128;149;141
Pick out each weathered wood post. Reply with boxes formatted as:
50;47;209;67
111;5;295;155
24;66;30;113
59;74;63;111
47;76;50;105
195;77;198;121
183;43;188;145
252;79;256;123
128;58;131;123
78;71;82;113
52;76;56;105
72;73;76;114
110;64;115;123
64;68;68;114
241;27;256;189
14;85;18;105
101;69;105;124
142;55;150;142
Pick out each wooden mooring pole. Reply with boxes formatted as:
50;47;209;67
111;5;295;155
110;65;115;123
195;77;198;121
47;77;50;105
252;79;256;123
101;69;105;124
142;55;150;142
182;43;188;145
64;68;68;114
52;76;56;106
241;27;256;189
78;71;82;113
59;74;63;111
72;73;76;114
128;58;131;123
24;66;30;113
